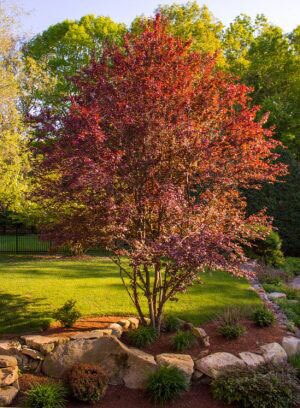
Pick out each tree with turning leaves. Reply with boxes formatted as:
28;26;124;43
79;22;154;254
34;16;285;331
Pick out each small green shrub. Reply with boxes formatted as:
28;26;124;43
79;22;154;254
54;299;81;328
25;383;67;408
171;330;196;352
164;315;181;332
212;363;300;408
127;326;157;348
251;230;285;268
69;363;108;404
278;299;300;327
216;307;246;339
252;306;275;327
146;365;189;404
218;324;246;340
289;353;300;378
284;257;300;277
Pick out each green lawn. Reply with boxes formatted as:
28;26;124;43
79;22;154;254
0;254;261;334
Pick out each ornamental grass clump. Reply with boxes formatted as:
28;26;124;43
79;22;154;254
217;307;246;340
24;383;67;408
146;365;189;404
164;315;182;333
171;330;196;352
127;326;158;348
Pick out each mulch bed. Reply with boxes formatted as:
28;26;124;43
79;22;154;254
13;317;288;408
15;374;228;408
122;318;286;357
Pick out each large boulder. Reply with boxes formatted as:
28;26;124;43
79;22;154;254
123;348;157;389
43;337;128;384
282;337;300;357
238;352;265;368
156;353;194;382
195;352;245;379
22;335;69;354
43;337;157;389
260;342;287;364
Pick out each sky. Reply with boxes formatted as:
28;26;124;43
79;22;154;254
17;0;300;36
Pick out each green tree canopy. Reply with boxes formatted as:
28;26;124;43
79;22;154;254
0;2;30;213
23;15;127;112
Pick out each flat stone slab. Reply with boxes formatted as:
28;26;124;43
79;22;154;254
290;276;300;290
0;341;21;355
260;342;287;364
238;352;265;367
21;347;44;360
282;336;300;357
0;384;19;406
156;353;194;381
0;356;17;368
70;330;107;340
268;292;287;300
22;335;69;354
195;352;245;379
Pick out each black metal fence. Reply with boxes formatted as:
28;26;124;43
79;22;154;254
0;225;51;253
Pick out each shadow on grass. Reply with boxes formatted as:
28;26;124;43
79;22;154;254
0;292;52;335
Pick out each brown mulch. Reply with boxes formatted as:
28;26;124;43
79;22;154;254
122;319;286;358
16;374;227;408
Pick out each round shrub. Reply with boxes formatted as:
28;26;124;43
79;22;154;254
163;315;182;332
127;326;157;348
218;323;246;340
171;330;196;352
250;229;285;268
252;306;275;327
24;383;67;408
146;365;189;404
54;299;81;328
69;363;108;404
212;363;300;408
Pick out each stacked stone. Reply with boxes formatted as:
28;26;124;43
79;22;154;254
0;356;19;406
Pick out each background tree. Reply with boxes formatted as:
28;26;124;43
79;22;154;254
23;15;127;113
246;150;300;256
34;17;285;330
0;1;30;213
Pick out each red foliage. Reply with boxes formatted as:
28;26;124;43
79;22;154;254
34;15;286;327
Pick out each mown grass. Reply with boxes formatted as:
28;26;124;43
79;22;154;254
0;254;261;334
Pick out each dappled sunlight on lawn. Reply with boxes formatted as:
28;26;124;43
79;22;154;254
0;255;260;334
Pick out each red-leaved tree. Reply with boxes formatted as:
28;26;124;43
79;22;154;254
33;16;286;330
